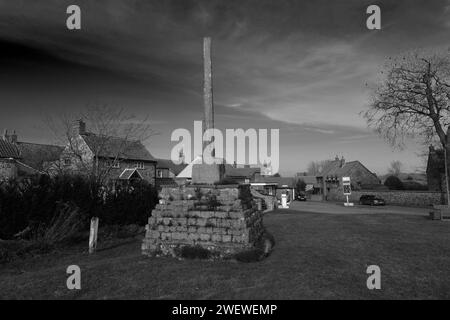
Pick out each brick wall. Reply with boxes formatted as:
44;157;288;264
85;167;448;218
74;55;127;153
142;185;265;258
328;186;444;207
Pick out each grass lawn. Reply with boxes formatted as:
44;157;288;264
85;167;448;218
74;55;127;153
1;209;450;299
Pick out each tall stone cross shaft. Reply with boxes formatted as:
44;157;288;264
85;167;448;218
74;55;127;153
203;37;214;136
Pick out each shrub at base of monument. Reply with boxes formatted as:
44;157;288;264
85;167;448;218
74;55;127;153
141;185;272;260
232;230;275;263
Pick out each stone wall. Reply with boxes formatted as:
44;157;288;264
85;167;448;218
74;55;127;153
142;184;265;259
327;186;444;207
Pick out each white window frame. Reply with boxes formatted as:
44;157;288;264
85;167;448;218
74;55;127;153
111;161;120;169
135;162;145;169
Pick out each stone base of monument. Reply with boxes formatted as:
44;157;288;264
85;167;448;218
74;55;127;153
191;163;225;184
142;184;267;259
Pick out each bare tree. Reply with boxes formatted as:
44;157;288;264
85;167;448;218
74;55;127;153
45;104;156;187
363;48;450;203
363;49;450;148
307;160;332;176
388;160;403;176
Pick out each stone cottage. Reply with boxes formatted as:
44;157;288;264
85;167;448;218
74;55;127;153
1;130;62;180
317;156;380;197
61;120;157;186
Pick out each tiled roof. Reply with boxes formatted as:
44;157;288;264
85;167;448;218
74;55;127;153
318;160;378;182
0;140;20;159
17;142;63;168
156;158;188;175
81;133;156;162
118;168;144;180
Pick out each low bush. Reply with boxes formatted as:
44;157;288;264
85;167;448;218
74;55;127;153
233;229;275;263
384;175;404;190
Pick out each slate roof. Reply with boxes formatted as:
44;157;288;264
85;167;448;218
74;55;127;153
0;140;20;159
319;160;377;179
81;133;156;162
156;158;188;176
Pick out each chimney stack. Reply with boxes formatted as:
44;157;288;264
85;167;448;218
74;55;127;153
2;129;8;141
10;130;17;144
340;156;345;168
74;119;86;136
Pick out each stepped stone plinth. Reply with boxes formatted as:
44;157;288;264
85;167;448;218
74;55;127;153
142;184;265;259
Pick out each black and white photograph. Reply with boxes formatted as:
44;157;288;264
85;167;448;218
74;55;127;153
1;0;450;305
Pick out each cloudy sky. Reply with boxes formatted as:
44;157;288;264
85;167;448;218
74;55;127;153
1;0;450;175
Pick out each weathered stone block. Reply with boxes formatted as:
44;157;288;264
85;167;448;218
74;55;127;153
192;163;225;184
197;218;207;227
198;227;206;234
200;233;211;241
214;211;228;219
143;185;267;259
188;233;200;241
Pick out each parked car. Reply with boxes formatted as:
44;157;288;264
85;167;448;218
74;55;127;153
297;193;307;201
359;195;386;206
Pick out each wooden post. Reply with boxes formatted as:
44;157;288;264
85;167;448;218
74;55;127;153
257;199;262;211
89;217;99;254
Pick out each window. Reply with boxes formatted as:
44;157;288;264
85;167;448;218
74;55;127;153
64;158;71;166
107;160;120;168
157;169;163;178
111;161;120;169
135;162;145;169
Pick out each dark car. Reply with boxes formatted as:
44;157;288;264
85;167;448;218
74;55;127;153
297;193;307;201
359;195;386;206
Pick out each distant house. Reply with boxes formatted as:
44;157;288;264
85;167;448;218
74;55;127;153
0;139;21;180
175;157;262;184
224;165;261;184
317;156;380;196
1;130;62;180
61;120;157;185
155;158;188;188
426;145;445;192
16;140;63;173
295;173;321;194
251;176;296;201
